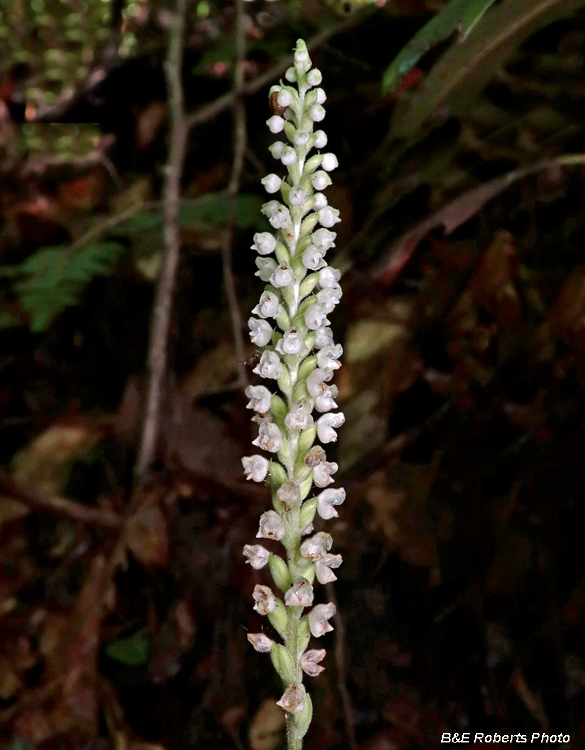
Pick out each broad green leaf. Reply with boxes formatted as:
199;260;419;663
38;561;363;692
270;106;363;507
381;0;499;94
389;0;585;139
105;632;151;666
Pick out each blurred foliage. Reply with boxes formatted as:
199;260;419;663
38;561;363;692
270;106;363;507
3;0;585;749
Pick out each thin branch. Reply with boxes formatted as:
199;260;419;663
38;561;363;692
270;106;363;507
69;201;159;252
325;581;357;750
185;15;363;132
135;0;188;479
223;0;249;389
0;467;122;529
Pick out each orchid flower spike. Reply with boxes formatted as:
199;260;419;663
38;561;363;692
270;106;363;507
242;40;345;749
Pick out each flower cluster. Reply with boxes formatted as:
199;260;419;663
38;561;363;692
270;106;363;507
241;40;345;745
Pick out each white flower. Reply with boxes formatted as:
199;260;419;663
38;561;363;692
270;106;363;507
242;455;269;482
317;286;342;313
251;232;276;255
252;291;282;319
262;174;282;194
317;344;343;371
305;304;330;330
312;228;336;250
316;412;345;443
314;326;334;349
313;459;338;486
289;187;307;205
313;192;328;210
316;553;342;584
253;351;284;380
245;384;272;413
269;141;285;159
321;153;339;172
300;523;314;536
247;633;274;652
307;368;333;398
248;318;273;346
281;147;297;166
318;206;341;228
284;578;314;607
300;532;333;560
307;68;322;87
315;88;327;105
253;584;277;615
267;115;285;133
257;510;285;540
317;487;346;519
285;399;313;430
285;67;297;82
243;544;270;569
309;104;325;122
276;328;306;356
269;85;281;96
302;245;327;271
315;386;338;413
253;421;282;452
277;683;305;715
309;602;336;637
301;649;326;676
269;206;292;229
277;481;300;505
255;257;277;282
319;266;341;289
270;262;295;288
261;200;280;219
294;47;309;65
294;132;310;146
277;89;293;108
313;129;327;148
311;170;332;191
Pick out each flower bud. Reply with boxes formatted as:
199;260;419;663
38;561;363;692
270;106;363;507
262;174;282;194
270;262;295;288
307;69;322;87
251;231;277;255
285;66;297;82
318;206;341;228
311;170;332;191
321;153;338;172
281;146;297;166
277;89;293;108
269;141;285;159
309;104;325;122
313;129;327;148
277;481;300;504
267;115;285;133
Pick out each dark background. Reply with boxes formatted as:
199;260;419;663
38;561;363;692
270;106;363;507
2;0;585;748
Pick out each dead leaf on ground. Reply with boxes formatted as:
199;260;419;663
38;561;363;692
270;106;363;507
248;698;285;750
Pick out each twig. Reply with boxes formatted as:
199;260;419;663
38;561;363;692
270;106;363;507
325;582;357;750
69;201;159;252
223;0;249;389
0;467;121;529
135;0;189;479
185;15;363;132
